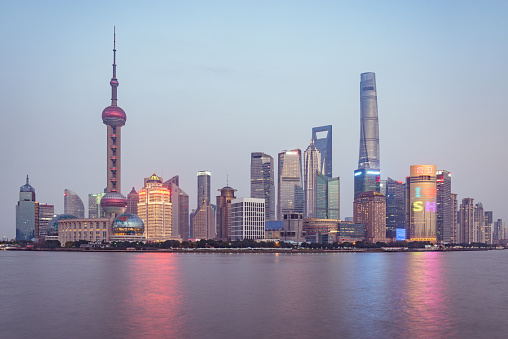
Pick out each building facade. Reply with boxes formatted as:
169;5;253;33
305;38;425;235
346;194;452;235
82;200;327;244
304;140;321;218
163;176;189;241
474;203;485;243
126;187;139;215
484;211;493;245
197;171;211;210
38;204;54;240
280;213;305;243
493;219;505;244
216;186;237;241
58;218;111;244
354;191;386;243
315;172;340;219
459;198;475;244
436;170;452;243
89;193;106;218
231;197;265;241
303;218;339;243
64;189;85;218
406;165;437;242
451;193;459;243
277;149;304;220
385;177;405;238
192;201;216;239
137;174;172;241
311;125;332;178
250;152;275;221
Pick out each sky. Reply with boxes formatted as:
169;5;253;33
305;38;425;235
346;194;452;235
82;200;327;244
1;1;507;239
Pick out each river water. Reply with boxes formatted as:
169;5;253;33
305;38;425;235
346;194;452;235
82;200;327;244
1;250;507;338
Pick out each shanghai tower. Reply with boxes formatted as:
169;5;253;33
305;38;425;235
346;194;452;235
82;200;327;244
354;72;380;199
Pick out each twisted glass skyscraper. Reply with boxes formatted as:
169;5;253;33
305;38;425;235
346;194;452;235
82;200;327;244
354;72;381;199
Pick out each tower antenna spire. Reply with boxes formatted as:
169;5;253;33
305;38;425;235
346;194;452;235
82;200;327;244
111;26;118;106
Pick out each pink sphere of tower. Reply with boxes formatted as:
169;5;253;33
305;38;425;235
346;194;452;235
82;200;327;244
102;105;126;127
100;192;127;216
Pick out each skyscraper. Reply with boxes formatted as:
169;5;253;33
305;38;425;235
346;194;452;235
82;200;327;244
197;171;211;210
163;176;189;240
16;176;37;241
354;72;381;199
436;170;452;243
250;152;275;221
474;203;485;243
451;193;459;243
100;29;128;218
277;149;304;220
64;189;85;218
385;177;405;238
89;193;106;218
484;211;493;245
459;198;475;244
216;185;236;241
493;219;505;244
315;172;340;219
406;165;437;242
304;140;321;218
137;173;172;240
311;125;332;177
354;191;386;243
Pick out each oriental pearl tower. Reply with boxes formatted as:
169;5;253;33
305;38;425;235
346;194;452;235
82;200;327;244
100;28;127;218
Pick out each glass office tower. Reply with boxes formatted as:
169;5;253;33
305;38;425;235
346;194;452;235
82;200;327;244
250;152;275;221
277;150;303;220
311;125;332;178
315;172;340;219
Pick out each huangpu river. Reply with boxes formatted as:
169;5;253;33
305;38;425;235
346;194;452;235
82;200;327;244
1;250;507;338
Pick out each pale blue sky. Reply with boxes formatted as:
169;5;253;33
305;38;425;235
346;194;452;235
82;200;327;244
1;1;507;239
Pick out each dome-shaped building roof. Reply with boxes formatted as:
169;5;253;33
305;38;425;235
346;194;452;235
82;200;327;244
102;105;126;127
48;214;77;236
112;213;144;236
147;173;162;184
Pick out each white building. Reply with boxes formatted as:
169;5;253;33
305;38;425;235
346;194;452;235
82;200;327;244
231;198;265;241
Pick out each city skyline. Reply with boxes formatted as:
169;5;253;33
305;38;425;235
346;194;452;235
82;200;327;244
2;1;508;238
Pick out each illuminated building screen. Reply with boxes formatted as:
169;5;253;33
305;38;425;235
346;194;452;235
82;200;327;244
396;228;406;241
408;165;437;242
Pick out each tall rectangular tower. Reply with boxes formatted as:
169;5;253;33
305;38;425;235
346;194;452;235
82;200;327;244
385;178;406;238
197;171;211;210
277;150;303;220
459;198;475;244
436;170;452;243
250;152;275;221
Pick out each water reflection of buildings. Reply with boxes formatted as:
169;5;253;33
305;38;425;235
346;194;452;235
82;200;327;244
399;253;456;337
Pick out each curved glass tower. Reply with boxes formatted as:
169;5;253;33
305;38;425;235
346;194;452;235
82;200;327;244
354;72;381;199
358;72;380;170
